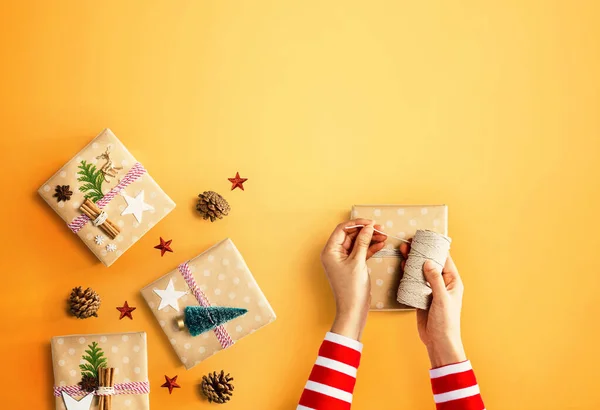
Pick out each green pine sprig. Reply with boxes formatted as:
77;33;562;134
79;341;107;379
77;160;105;203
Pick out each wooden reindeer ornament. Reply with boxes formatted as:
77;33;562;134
96;148;122;183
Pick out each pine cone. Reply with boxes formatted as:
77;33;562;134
69;286;101;319
53;185;73;202
196;191;231;222
201;370;234;404
78;374;98;393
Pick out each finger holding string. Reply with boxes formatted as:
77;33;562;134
400;241;411;270
343;221;387;259
325;219;386;257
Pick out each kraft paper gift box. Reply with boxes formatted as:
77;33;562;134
51;332;150;410
351;205;448;311
38;128;176;267
141;238;276;369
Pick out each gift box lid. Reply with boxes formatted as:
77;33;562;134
38;129;176;266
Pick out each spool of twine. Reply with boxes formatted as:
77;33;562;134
396;230;451;310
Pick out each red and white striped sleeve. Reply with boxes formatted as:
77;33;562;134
430;360;485;410
297;332;362;410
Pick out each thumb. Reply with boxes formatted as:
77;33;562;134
350;225;375;261
423;260;447;297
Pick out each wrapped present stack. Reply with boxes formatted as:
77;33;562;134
141;238;276;369
351;205;448;311
51;332;150;410
38;128;176;266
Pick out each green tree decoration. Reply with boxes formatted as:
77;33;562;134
77;160;105;202
184;306;247;337
79;341;107;379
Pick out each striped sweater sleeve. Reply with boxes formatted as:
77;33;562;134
298;332;362;410
430;360;485;410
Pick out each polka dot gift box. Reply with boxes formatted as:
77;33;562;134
351;205;448;311
141;238;277;369
38;128;176;267
51;332;150;410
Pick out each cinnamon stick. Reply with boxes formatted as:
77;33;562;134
79;199;120;239
107;367;114;409
98;367;105;410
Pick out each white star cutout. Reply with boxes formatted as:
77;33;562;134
154;279;186;311
61;392;93;410
120;190;153;223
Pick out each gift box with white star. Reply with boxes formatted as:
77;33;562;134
38;129;176;266
50;332;150;410
140;238;277;369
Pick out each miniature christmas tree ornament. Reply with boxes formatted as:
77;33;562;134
178;306;248;336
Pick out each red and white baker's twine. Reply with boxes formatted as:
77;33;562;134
67;162;146;233
178;262;234;349
53;381;150;397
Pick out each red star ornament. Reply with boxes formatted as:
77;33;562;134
154;237;173;256
116;301;136;320
228;172;248;191
161;375;181;394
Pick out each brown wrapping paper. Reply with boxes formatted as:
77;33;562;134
351;205;448;311
141;238;276;369
50;332;149;410
38;128;176;266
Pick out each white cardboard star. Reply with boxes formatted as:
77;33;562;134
154;279;187;311
61;392;93;410
121;190;154;222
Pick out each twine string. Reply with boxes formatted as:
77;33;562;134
344;225;411;243
96;386;116;396
396;230;451;310
53;381;150;397
93;211;108;226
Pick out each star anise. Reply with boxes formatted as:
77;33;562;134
53;185;73;202
78;374;98;393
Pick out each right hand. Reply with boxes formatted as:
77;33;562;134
400;243;467;368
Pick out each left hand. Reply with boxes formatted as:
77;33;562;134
321;219;387;340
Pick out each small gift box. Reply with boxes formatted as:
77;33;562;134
38;128;176;266
351;205;448;311
51;332;150;410
141;238;276;369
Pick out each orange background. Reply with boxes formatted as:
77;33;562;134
1;1;600;409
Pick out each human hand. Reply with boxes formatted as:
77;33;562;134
400;243;467;368
321;219;387;341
